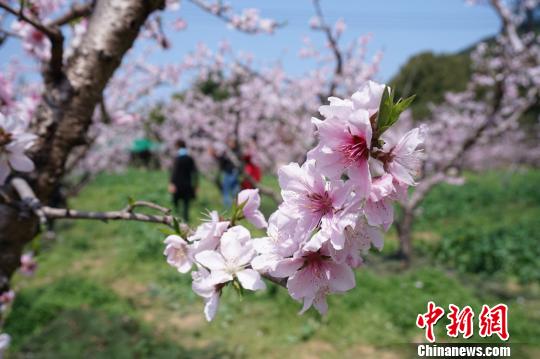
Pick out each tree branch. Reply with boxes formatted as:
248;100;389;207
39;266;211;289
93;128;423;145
41;206;175;227
490;0;524;52
48;1;94;27
123;200;171;214
0;0;65;79
0;0;56;38
311;0;343;96
11;177;176;228
187;0;284;34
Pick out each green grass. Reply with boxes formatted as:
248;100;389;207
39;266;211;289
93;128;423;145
4;168;540;358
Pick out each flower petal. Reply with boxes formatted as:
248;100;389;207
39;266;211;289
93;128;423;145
237;269;266;291
8;154;34;172
195;250;226;270
204;293;220;322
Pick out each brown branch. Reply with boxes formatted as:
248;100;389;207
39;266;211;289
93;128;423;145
490;0;524;52
0;0;64;79
48;1;94;27
187;0;285;34
41;206;175;227
11;177;48;225
99;98;112;124
312;0;343;96
261;273;287;288
124;200;172;214
11;177;176;228
0;0;55;37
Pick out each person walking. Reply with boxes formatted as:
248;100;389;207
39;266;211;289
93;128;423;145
216;138;241;208
240;153;262;190
169;139;198;222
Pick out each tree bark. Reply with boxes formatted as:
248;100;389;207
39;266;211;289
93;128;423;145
0;0;165;293
395;206;415;266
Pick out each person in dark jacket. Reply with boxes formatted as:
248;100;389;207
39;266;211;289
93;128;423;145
169;139;198;222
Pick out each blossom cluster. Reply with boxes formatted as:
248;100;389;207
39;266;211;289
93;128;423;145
228;8;277;34
163;81;425;320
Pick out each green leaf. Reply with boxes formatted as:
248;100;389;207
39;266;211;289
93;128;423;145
237;198;248;212
376;86;394;134
127;196;135;207
232;278;244;298
375;86;416;138
172;217;181;235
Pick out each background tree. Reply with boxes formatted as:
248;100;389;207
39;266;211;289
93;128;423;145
392;0;540;263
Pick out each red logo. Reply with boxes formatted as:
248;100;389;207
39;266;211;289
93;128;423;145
416;302;509;342
479;304;509;341
446;304;474;339
416;301;445;343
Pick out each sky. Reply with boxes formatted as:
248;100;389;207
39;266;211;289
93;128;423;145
160;0;502;81
1;0;502;83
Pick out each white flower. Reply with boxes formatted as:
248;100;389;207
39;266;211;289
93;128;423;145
0;113;36;184
195;226;266;291
163;235;193;273
188;210;229;251
382;126;426;186
237;188;268;229
191;266;221;321
0;333;10;356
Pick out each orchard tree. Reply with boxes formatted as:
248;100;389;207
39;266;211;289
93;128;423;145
74;0;382;192
0;0;283;296
392;0;540;262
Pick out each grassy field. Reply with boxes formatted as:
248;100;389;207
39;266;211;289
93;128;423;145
4;168;540;358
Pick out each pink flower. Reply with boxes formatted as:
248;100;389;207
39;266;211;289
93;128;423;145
0;290;15;308
20;252;37;276
11;21;51;61
188;210;229;253
334;18;346;36
287;251;355;315
0;113;37;184
309;16;321;29
237;188;267;228
278;160;356;249
251;210;303;277
195;226;266;291
379;126;426;186
308;96;373;197
172;18;187;31
259;19;276;34
364;174;395;230
351;81;386;116
191;266;221;321
163;235;193;273
0;74;13;108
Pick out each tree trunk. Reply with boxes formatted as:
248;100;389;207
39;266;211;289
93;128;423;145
0;0;165;293
395;206;415;266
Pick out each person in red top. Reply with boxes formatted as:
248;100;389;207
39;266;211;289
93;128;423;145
241;154;262;189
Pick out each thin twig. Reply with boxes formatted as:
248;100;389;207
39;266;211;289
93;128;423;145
124;200;172;214
48;1;94;27
311;0;343;96
0;0;57;38
41;206;175;226
187;0;285;34
11;177;176;228
489;0;524;52
10;177;48;225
